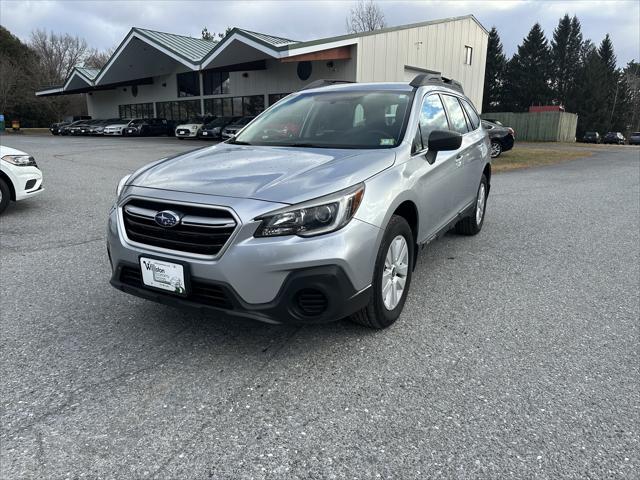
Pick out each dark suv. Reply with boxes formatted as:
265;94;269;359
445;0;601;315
582;131;601;144
123;118;174;136
603;132;625;145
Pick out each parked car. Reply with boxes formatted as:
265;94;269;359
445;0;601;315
104;119;132;136
482;120;514;158
87;118;120;135
49;121;70;135
198;116;240;140
175;116;215;139
220;116;256;139
603;131;626;145
108;75;491;329
59;120;87;135
0;145;44;214
629;132;640;145
123;118;173;137
582;131;601;143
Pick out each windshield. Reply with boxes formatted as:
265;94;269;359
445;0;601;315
232;90;411;149
129;119;145;125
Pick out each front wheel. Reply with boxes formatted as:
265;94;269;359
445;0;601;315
0;178;11;214
455;174;488;236
351;215;414;329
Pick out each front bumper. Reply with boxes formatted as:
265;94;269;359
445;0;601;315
176;129;198;138
107;190;380;324
7;165;44;201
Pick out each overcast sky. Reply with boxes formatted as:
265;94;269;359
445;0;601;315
1;0;638;67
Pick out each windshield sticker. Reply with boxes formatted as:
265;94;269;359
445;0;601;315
380;138;395;146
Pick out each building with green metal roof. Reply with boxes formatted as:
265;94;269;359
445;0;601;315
36;15;488;121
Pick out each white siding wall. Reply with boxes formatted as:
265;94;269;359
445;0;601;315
355;17;488;110
87;53;357;118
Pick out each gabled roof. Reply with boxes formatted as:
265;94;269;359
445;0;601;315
75;67;100;81
133;27;218;63
235;29;298;46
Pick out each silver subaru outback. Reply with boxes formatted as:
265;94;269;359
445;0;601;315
108;75;491;329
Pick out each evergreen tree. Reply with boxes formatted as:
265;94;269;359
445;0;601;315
564;16;584;112
597;34;622;130
575;44;608;135
482;27;507;112
502;23;552;111
551;14;583;109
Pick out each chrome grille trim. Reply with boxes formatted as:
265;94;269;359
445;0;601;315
117;196;241;260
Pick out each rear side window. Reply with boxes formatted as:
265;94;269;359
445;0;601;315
461;99;480;130
442;95;469;134
414;94;449;152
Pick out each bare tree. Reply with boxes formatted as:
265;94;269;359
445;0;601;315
83;47;115;69
0;54;22;112
346;0;386;34
29;29;88;84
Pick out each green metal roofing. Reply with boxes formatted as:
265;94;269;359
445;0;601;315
75;67;100;80
133;27;218;63
236;29;298;46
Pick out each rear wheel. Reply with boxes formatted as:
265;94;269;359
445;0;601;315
350;215;414;329
490;141;502;158
0;178;11;214
455;174;488;236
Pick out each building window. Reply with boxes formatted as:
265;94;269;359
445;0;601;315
177;71;200;97
203;95;265;117
155;100;200;122
464;46;473;65
203;70;230;95
268;93;291;106
119;102;153;119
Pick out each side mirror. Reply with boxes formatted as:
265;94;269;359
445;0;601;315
428;130;462;151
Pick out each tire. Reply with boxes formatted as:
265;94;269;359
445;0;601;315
455;174;488;236
0;178;11;214
350;215;414;329
490;140;502;158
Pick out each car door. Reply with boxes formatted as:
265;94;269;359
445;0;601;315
409;93;461;241
440;94;477;215
459;98;488;207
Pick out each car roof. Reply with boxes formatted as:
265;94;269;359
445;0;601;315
300;82;414;94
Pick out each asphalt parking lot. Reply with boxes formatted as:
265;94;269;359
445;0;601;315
1;134;638;479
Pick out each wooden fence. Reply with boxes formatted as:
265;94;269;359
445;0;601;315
482;111;578;142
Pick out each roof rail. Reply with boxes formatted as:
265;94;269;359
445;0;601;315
300;79;355;91
409;74;464;93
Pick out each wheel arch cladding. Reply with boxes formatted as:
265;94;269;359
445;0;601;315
483;163;491;193
0;171;16;200
393;200;419;268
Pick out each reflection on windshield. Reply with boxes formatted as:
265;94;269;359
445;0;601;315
233;91;410;149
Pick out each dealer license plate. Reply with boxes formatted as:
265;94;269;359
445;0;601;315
140;257;186;295
202;131;208;135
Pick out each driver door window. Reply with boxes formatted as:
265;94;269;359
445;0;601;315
413;94;449;153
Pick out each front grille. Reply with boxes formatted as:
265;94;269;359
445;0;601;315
295;289;328;317
119;266;233;309
122;198;237;256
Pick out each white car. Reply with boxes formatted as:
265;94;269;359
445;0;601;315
0;145;44;214
103;119;132;136
175;116;214;139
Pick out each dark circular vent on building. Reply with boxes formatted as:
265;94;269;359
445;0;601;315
131;85;138;97
297;61;312;81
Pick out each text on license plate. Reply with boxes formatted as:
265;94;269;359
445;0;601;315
140;257;186;294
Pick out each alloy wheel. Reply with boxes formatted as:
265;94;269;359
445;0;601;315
381;235;409;310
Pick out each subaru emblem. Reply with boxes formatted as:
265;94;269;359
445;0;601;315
154;210;181;228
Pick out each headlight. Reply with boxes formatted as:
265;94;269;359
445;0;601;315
254;183;365;237
212;127;220;134
116;174;131;197
2;155;37;167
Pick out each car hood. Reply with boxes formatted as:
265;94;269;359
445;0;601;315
106;123;128;128
129;143;395;204
176;123;203;129
0;145;27;156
